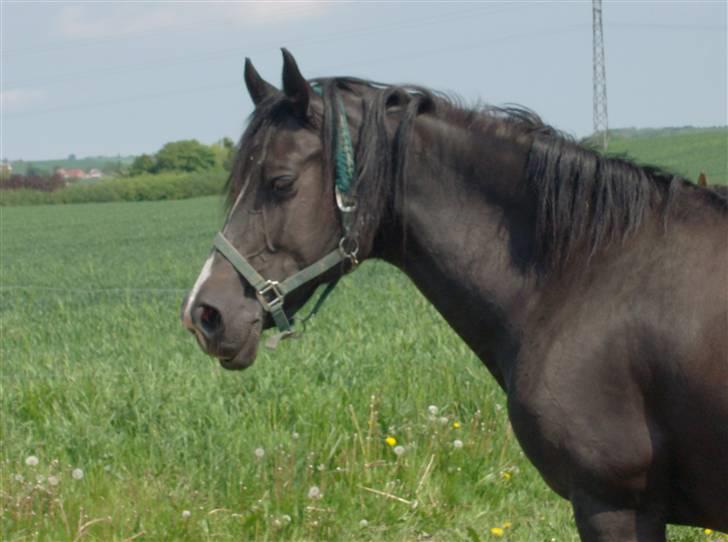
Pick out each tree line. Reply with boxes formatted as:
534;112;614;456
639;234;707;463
129;138;235;176
1;138;236;193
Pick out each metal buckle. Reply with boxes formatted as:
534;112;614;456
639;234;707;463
336;190;357;213
257;280;284;311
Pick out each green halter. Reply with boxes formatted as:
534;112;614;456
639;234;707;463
213;83;358;347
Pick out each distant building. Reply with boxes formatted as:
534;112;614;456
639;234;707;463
87;169;103;178
55;168;88;179
0;160;11;174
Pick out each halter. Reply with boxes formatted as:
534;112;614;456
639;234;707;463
213;85;359;347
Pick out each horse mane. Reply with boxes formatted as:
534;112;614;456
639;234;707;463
226;77;726;270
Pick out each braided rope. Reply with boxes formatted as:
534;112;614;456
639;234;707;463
310;83;355;195
335;95;356;194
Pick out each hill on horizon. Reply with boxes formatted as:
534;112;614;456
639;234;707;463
8;155;135;176
605;126;726;185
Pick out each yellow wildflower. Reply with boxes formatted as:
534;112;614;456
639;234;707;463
502;521;512;529
500;470;512;481
704;529;713;535
490;527;505;537
453;421;461;429
385;436;397;447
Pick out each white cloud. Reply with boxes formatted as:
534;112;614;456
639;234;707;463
57;3;326;40
1;89;46;113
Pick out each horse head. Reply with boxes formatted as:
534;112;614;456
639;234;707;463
181;50;362;369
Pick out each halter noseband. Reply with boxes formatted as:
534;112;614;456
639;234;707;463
213;85;359;346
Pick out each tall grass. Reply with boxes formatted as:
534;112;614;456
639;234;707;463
1;198;720;541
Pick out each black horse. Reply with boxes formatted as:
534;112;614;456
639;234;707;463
182;50;728;540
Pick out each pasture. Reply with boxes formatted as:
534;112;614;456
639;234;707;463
2;152;726;539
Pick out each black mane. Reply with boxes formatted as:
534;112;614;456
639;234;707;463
226;77;726;270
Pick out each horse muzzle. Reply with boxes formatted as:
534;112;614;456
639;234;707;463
181;293;264;370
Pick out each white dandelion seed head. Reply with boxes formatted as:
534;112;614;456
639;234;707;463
394;445;406;456
254;447;265;459
427;405;439;416
307;485;321;499
359;519;369;527
48;475;59;486
273;518;282;528
292;432;299;440
317;464;325;471
281;514;291;524
438;416;449;425
453;439;464;449
25;455;39;466
14;473;24;482
181;510;191;519
71;468;84;480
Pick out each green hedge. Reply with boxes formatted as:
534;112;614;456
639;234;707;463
0;169;228;206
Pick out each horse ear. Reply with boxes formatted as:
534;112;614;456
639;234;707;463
281;48;311;118
698;172;707;187
244;58;277;106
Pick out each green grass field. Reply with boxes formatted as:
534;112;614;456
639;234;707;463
606;127;727;185
2;131;727;541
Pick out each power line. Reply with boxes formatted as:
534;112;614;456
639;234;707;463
5;4;521;87
3;4;320;57
4;23;590;120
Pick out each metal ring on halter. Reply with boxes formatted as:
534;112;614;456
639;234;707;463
338;237;359;268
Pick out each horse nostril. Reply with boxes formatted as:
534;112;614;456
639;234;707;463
200;304;222;335
191;303;223;340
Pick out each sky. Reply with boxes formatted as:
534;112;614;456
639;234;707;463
1;1;726;161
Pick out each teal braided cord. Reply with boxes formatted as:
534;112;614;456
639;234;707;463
308;83;354;193
335;95;355;194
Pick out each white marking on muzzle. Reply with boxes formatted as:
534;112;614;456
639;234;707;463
183;254;214;329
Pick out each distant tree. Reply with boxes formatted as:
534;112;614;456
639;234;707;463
26;164;51;177
68;154;77;161
130;154;157;176
210;137;236;172
155;140;216;173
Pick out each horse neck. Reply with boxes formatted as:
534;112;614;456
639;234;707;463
375;115;539;387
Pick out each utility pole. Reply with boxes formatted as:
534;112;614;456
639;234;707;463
592;0;609;151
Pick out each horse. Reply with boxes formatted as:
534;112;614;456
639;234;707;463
181;49;728;540
697;171;728;198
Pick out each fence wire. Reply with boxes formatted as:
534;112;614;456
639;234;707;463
0;285;187;295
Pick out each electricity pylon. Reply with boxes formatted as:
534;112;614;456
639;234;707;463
593;0;609;150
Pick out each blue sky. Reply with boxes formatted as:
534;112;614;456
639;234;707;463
2;1;726;161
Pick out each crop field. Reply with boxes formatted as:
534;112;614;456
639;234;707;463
607;128;728;185
2;142;727;540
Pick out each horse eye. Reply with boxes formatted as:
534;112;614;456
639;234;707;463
271;175;296;196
